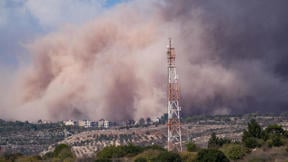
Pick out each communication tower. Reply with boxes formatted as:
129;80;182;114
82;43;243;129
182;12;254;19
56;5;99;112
167;38;182;152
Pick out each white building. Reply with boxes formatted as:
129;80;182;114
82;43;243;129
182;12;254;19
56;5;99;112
104;120;110;128
98;119;110;129
78;120;91;128
63;120;75;126
98;119;105;128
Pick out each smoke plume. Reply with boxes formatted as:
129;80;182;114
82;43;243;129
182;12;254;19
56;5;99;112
1;0;288;121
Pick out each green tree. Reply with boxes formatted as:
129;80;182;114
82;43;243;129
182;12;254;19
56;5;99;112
186;142;198;152
52;144;75;161
242;119;264;147
221;144;246;160
243;137;262;148
265;124;284;135
208;133;231;149
96;144;143;160
208;133;219;149
196;149;229;162
54;144;70;157
247;119;262;138
267;134;283;147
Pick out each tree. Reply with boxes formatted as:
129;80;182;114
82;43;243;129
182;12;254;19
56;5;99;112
243;137;262;148
208;133;231;149
265;124;284;136
208;133;219;149
139;118;145;126
196;149;229;162
186;142;198;152
247;119;262;138
96;144;143;160
146;117;152;125
52;144;75;161
221;144;246;160
242;119;263;145
267;135;283;147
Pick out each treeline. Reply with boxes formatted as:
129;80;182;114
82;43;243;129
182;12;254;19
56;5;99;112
0;144;75;162
1;119;288;161
93;119;288;162
0;119;89;133
203;119;288;161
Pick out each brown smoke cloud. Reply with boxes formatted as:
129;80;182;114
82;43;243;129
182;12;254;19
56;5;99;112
3;2;168;121
1;0;288;121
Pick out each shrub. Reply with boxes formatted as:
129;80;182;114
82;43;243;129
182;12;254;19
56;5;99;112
267;135;283;147
180;151;197;162
156;151;182;162
242;119;263;142
265;124;284;136
133;149;163;162
186;142;198;152
247;119;262;138
196;149;229;162
54;144;70;157
208;133;231;149
221;144;246;160
97;144;143;160
96;146;126;159
244;137;262;148
57;147;74;160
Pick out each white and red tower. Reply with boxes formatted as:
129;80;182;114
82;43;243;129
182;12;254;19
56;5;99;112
167;38;182;152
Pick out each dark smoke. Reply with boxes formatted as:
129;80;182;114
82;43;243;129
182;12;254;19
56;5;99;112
164;0;288;115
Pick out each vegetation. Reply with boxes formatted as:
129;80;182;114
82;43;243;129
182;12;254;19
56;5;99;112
186;141;199;152
157;151;182;162
1;117;288;161
96;144;143;160
220;144;247;160
179;152;197;162
200;118;288;161
0;144;75;162
208;132;231;149
241;119;287;149
96;144;182;162
195;149;229;162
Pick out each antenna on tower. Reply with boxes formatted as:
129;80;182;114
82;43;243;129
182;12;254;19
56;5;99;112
166;38;182;152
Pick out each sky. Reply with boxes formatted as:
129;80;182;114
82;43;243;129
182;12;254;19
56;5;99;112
0;0;126;67
1;0;288;121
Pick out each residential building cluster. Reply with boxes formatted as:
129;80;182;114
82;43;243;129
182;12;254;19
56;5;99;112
63;117;161;129
63;119;111;129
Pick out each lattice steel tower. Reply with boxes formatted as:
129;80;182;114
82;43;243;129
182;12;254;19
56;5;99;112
167;38;182;152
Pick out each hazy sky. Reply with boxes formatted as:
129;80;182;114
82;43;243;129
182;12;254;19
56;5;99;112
1;0;288;121
0;0;125;67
